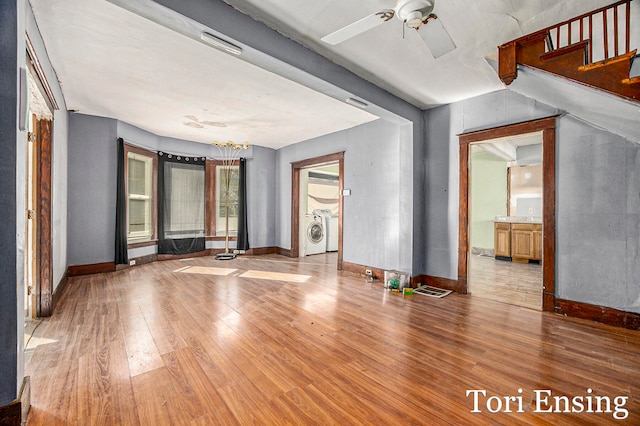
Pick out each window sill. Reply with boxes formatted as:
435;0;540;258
206;236;237;242
128;239;158;249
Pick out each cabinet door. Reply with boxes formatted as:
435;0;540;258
532;224;542;260
512;229;533;259
494;223;511;257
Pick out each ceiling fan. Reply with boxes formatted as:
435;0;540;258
321;0;456;58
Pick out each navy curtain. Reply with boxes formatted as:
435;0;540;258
115;138;129;265
157;152;206;255
236;157;249;251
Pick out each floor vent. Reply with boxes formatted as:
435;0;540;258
414;285;452;298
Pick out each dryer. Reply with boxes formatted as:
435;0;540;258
313;209;338;252
304;213;326;255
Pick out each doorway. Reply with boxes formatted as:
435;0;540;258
458;117;556;312
291;152;344;270
467;136;543;309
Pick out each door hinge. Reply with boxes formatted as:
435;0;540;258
27;209;35;220
28;132;36;143
27;285;32;296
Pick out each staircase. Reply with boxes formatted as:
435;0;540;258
498;0;639;102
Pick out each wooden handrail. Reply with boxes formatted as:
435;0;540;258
527;0;630;41
498;0;636;87
513;0;632;62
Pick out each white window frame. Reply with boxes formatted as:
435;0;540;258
125;145;157;243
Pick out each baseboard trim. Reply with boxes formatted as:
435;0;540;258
276;247;292;257
63;256;640;332
67;261;116;277
157;249;212;261
132;253;157;266
555;298;640;330
245;247;278;255
341;261;386;281
412;274;462;293
0;400;20;426
0;376;28;426
70;248;283;275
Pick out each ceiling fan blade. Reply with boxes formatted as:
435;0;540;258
418;15;456;58
321;10;394;45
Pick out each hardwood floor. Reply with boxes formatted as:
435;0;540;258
468;254;543;310
26;254;640;425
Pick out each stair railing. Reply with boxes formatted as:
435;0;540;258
499;0;634;84
539;0;632;63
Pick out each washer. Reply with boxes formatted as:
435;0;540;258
304;213;326;255
313;209;338;252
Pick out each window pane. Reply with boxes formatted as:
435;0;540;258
216;165;239;236
128;157;147;195
129;199;149;234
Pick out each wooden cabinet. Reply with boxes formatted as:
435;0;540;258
512;223;534;260
533;224;542;260
494;222;542;262
494;222;511;258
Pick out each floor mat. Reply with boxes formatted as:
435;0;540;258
413;285;452;298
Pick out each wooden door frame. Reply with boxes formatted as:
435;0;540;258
35;118;53;317
458;117;556;311
291;152;344;270
27;37;56;317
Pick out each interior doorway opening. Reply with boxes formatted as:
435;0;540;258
299;163;339;258
467;134;543;310
291;152;344;270
458;117;556;312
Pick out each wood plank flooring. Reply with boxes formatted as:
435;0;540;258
26;254;640;425
468;254;543;310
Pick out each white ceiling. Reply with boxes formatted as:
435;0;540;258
224;0;615;107
29;0;616;149
29;0;378;149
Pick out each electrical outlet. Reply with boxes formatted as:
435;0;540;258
129;259;136;266
365;269;373;276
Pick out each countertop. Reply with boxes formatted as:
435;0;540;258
494;216;542;224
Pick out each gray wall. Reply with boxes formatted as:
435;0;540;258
72;114;411;272
422;90;558;279
557;116;640;312
276;119;412;272
155;0;422;273
247;145;276;249
0;0;19;405
118;120;276;252
422;89;640;313
68;115;276;264
67;114;118;266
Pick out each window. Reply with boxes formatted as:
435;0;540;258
125;145;157;242
164;161;205;239
123;153;239;245
215;165;239;236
